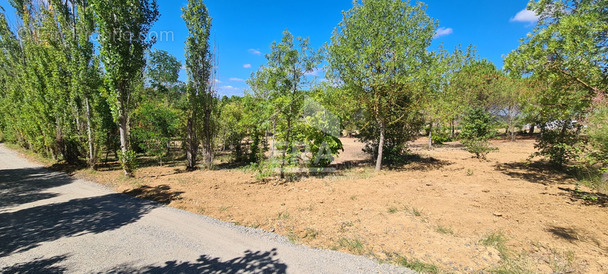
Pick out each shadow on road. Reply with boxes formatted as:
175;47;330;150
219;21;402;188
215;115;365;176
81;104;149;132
106;248;288;273
0;254;69;273
0;167;73;208
0;157;289;273
0;191;157;256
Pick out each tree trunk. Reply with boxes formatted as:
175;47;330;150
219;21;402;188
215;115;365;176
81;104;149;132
186;114;198;171
271;120;276;158
529;124;535;135
510;119;516;142
280;105;292;179
451;119;455;139
118;102;132;177
375;119;385;172
428;122;433;150
85;97;96;169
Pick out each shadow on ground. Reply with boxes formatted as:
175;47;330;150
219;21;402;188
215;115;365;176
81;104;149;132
0;167;73;208
557;186;608;206
494;161;573;185
0;191;156;256
546;225;581;242
0;254;69;273
545;225;603;248
123;185;184;205
106;248;287;273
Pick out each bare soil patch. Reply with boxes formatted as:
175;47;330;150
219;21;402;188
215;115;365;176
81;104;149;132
75;137;608;273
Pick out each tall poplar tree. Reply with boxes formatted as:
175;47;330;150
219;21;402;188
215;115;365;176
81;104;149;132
182;0;215;170
91;0;159;176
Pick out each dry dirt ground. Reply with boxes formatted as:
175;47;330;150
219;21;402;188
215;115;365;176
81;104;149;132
72;137;608;273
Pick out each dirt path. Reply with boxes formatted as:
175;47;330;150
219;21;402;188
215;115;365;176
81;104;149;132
0;144;411;273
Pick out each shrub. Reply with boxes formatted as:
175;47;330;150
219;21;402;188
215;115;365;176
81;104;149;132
588;105;608;168
118;150;137;176
132;102;180;165
459;107;497;159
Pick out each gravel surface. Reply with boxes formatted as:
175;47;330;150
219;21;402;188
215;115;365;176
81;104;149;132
0;144;414;273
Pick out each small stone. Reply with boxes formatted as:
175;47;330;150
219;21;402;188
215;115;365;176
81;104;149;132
493;212;503;217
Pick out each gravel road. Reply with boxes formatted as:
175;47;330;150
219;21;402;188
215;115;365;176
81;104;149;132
0;144;413;273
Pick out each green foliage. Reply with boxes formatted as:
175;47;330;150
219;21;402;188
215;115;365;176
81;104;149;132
247;29;334;176
182;0;217;170
298;97;344;167
359;93;425;166
460;107;498;159
92;0;159;176
243;159;281;181
337;237;365;255
0;0;106;166
217;97;248;161
588;105;608;167
505;0;607;96
481;232;509;259
436;225;454;235
533;121;585;167
390;254;439;274
505;0;607;176
327;0;437;171
132;102;180;164
118;150;137;176
147;49;181;90
430;126;453;145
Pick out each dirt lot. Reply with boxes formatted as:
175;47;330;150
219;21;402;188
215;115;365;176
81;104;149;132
73;137;608;273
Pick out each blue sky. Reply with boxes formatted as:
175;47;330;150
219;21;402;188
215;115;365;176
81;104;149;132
0;0;539;97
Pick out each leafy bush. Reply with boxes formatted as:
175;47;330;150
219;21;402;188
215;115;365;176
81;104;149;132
533;120;584;167
118;150;137;176
431;127;453;145
243;159;281;181
132;102;180;165
459;107;497;159
361;107;425;165
217;98;248;162
588;105;608;168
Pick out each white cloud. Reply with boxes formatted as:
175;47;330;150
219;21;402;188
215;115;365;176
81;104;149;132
305;68;322;77
229;77;245;82
220;85;239;90
248;49;262;55
218;85;242;96
214;79;222;83
433;27;453;39
243;64;252;68
510;9;539;23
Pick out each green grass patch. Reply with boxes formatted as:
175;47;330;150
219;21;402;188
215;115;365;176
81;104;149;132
391;254;439;274
304;228;319;239
481;232;509;259
337;237;365;255
402;205;422;216
277;211;290;220
436;225;454;235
